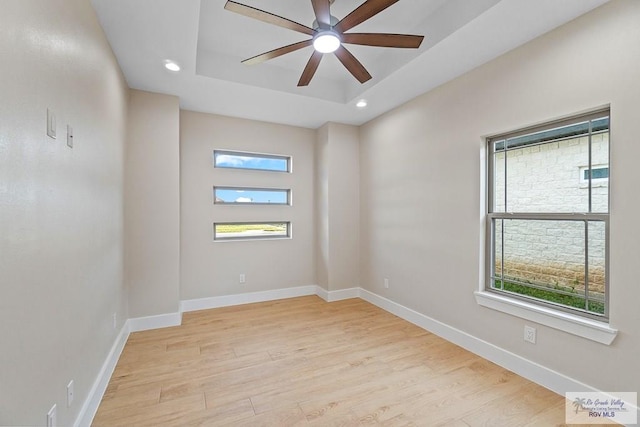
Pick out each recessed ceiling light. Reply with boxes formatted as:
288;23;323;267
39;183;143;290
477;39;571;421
356;99;368;108
164;60;181;72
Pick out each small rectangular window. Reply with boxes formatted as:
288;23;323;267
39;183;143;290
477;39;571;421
214;187;291;205
580;165;609;183
487;109;609;320
213;150;291;172
213;222;291;241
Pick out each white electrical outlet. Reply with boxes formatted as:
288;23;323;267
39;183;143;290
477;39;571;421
46;404;57;427
112;312;117;330
524;325;537;344
239;274;246;284
384;278;389;289
66;125;73;148
67;380;74;407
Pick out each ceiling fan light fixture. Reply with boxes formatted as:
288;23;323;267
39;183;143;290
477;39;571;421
313;31;340;53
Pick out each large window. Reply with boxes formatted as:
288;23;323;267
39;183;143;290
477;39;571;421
212;149;293;242
487;110;609;320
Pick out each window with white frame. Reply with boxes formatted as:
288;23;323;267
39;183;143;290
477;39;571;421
579;165;609;187
214;186;291;205
212;149;293;242
486;109;610;320
213;150;291;172
213;222;291;241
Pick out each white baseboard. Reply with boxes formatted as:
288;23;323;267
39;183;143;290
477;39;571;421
74;323;130;427
128;312;182;332
79;285;618;426
315;286;329;301
324;287;360;302
75;312;181;426
180;285;318;313
358;288;599;397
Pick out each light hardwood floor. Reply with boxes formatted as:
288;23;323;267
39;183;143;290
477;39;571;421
93;296;590;426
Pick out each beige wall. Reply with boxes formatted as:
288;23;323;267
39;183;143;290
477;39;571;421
0;0;129;425
125;90;180;317
315;125;330;289
180;111;316;299
360;0;640;393
316;123;360;291
4;1;640;425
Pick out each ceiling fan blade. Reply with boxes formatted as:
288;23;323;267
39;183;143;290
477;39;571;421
298;51;323;86
334;0;399;33
311;0;331;29
225;0;315;36
242;40;313;65
334;45;372;83
342;33;424;49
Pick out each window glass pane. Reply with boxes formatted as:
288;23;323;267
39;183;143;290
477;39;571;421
493;219;504;289
214;222;290;240
496;117;609;214
493;146;506;213
584;167;609;180
491;219;603;315
505;135;589;213
591;131;609;213
213;150;290;172
214;187;290;205
587;221;606;314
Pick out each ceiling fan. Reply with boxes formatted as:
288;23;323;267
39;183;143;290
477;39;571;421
224;0;424;86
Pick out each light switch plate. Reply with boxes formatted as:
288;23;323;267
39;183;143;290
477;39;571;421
46;404;57;427
47;109;56;139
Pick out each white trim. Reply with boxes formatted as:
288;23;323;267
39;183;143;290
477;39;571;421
128;312;182;332
74;323;130;427
474;291;617;345
180;285;318;313
180;286;359;309
79;286;624;427
325;287;360;302
359;289;604;398
315;286;330;301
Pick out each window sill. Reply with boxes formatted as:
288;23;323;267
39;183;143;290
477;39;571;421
213;236;292;243
474;291;617;345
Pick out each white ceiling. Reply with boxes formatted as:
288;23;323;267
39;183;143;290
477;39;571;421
91;0;609;129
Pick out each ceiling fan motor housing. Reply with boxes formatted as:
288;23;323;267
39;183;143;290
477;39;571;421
312;15;339;30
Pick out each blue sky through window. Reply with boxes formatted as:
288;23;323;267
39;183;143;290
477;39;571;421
214;151;289;172
214;187;289;204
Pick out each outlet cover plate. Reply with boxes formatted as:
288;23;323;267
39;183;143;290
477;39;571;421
66;125;73;148
524;325;537;344
67;380;74;407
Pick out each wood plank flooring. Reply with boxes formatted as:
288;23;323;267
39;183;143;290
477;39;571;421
93;296;589;426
